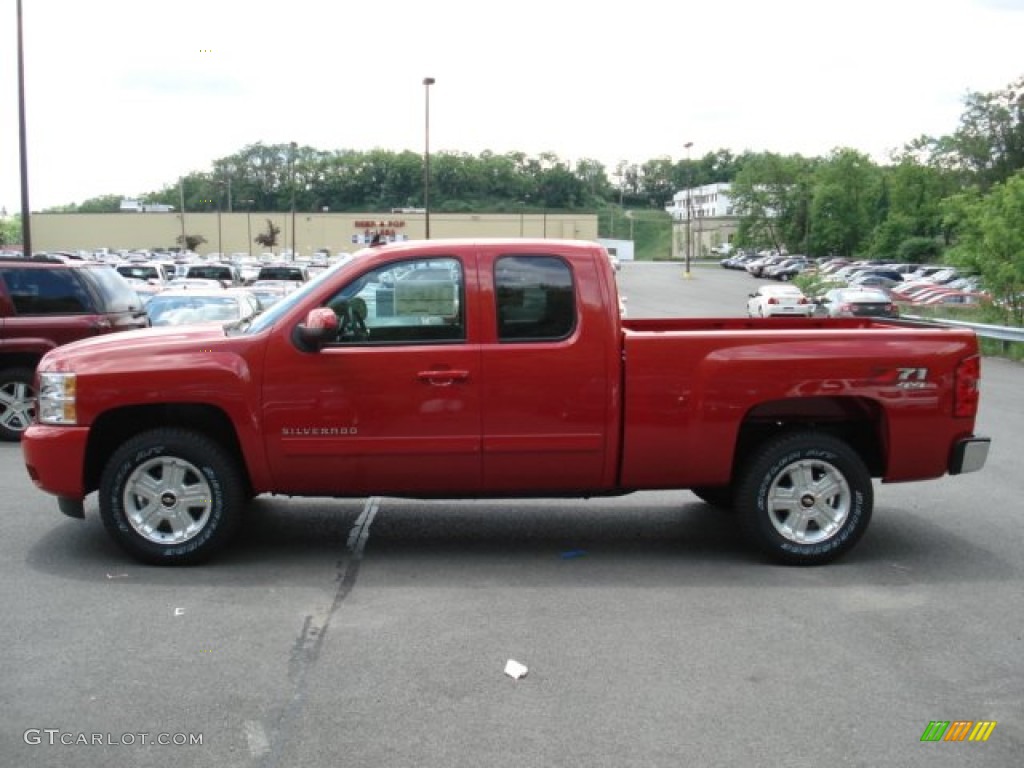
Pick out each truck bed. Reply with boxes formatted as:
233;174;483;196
618;316;982;489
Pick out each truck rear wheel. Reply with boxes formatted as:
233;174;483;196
99;428;244;565
0;367;36;442
735;431;872;565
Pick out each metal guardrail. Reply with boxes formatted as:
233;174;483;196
902;314;1024;352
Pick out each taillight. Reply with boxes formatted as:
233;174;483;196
954;355;981;418
768;297;779;305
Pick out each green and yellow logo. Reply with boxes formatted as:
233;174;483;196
920;720;997;742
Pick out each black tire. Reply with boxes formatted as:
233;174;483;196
690;486;734;510
735;431;873;565
99;428;245;565
0;367;36;442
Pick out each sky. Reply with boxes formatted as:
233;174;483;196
2;0;1023;215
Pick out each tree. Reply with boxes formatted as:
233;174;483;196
639;156;677;208
950;77;1024;191
870;158;952;258
0;213;21;248
254;219;280;251
176;233;207;252
943;172;1024;325
729;153;814;254
809;149;883;257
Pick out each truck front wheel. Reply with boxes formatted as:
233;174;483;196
735;431;873;565
99;428;244;565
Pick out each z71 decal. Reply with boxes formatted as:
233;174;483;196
897;367;929;389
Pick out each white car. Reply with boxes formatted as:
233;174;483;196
145;288;263;327
747;284;814;317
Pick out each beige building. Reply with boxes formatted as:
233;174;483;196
30;211;598;256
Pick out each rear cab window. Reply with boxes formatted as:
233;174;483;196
494;255;576;341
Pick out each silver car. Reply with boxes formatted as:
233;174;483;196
818;288;898;318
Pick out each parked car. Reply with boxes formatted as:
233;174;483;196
720;252;758;270
0;257;149;440
765;257;812;281
164;278;229;291
746;255;789;278
816;288;899;318
144;288;263;327
916;290;989;307
248;280;303;309
183;263;243;286
746;284;814;317
847;272;904;291
115;262;174;285
22;238;990;566
256;264;310;283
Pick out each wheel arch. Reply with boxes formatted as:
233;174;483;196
731;396;888;481
0;353;43;374
84;404;253;496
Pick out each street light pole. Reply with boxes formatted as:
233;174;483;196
17;0;33;257
423;77;435;239
238;199;255;258
178;178;188;254
216;183;222;257
289;142;297;260
684;141;693;279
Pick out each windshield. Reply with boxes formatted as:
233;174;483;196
242;258;352;335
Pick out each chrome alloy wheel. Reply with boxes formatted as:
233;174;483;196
0;378;35;434
765;458;851;545
123;456;213;545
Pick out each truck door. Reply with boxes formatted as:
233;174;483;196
480;252;615;492
261;255;481;495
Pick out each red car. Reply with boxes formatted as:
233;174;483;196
0;257;148;440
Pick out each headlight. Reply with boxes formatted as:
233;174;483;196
38;372;77;425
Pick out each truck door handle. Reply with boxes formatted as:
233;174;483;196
417;369;470;386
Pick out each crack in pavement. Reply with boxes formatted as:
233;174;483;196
256;496;381;765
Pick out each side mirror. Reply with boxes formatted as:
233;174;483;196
293;307;339;352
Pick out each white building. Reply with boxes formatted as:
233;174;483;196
665;182;735;220
120;199;175;213
665;183;739;260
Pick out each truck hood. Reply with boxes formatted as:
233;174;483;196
38;325;235;371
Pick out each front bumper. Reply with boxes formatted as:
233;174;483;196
22;424;90;500
949;436;991;475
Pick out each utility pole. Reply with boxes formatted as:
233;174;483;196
683;141;693;279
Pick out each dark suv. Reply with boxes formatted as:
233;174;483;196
0;257;149;440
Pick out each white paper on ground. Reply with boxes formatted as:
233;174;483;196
504;659;528;679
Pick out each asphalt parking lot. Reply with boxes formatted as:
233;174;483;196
2;261;1021;768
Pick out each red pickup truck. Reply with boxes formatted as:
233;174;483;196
22;239;990;566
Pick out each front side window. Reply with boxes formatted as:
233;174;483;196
494;255;575;341
323;257;464;344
